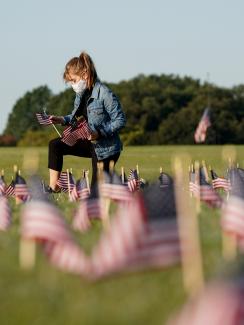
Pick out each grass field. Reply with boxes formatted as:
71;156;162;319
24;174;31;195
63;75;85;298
0;145;244;325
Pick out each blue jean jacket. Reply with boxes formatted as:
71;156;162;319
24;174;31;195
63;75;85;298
63;80;126;160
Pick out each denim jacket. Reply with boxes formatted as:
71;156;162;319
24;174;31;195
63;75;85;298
63;80;126;160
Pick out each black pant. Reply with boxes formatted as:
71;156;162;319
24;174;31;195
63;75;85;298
48;138;120;194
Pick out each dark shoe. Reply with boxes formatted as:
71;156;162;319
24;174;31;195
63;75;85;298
42;183;61;194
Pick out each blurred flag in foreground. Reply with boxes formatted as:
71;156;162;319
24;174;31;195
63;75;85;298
91;181;181;278
194;108;211;143
21;176;90;275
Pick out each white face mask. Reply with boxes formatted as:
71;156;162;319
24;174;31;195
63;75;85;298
71;79;87;94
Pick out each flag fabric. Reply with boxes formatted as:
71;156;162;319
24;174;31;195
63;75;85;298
99;171;133;202
199;167;222;208
0;196;11;230
0;175;6;196
194;107;211;143
90;182;181;278
56;172;70;193
166;281;244;325
158;171;173;189
221;168;244;249
21;176;90;275
14;174;29;202
61;119;91;146
127;169;140;192
72;198;101;233
210;169;231;192
36;112;53;126
70;177;90;202
189;169;200;196
5;180;15;197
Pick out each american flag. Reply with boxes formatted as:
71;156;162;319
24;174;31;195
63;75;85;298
0;196;11;231
56;171;72;193
35;112;53;126
70;177;90;202
221;168;244;249
210;169;231;192
21;176;90;275
90;182;181;278
5;179;15;197
189;168;201;197
0;174;6;196
127;169;140;192
61;119;91;146
14;173;29;202
72;198;101;233
167;281;244;325
194;107;211;143
99;171;133;202
199;167;222;208
159;171;173;189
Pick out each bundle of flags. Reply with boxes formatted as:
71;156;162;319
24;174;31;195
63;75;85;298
194;107;211;143
61;119;91;146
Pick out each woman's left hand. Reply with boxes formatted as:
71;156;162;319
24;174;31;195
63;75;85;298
88;131;99;141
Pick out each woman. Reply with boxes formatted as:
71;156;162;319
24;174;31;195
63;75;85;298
47;51;126;193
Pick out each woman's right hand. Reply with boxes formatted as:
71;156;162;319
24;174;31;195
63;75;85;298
49;115;65;125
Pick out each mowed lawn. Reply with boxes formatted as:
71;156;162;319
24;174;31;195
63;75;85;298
0;145;243;325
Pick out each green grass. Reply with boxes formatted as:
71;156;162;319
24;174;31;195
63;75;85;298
0;145;244;325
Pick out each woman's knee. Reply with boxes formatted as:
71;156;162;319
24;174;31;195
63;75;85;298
49;138;62;152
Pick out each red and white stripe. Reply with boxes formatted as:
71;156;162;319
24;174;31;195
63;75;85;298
72;199;101;233
99;183;133;202
0;196;11;230
21;200;90;275
61;120;91;146
212;177;231;192
36;113;53;126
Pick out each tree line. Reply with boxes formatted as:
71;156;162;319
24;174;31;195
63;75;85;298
2;73;244;146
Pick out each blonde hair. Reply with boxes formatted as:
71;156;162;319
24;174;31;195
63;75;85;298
63;51;97;90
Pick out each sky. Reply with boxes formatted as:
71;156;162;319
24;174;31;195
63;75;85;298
1;0;244;133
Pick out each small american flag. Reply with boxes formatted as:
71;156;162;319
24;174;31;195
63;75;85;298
99;171;133;202
72;198;101;233
127;169;140;192
14;173;29;202
210;169;231;192
159;171;173;189
56;171;71;193
36;112;53;126
0;196;11;231
70;176;90;202
5;179;15;197
21;176;90;275
199;167;222;208
0;175;6;196
221;168;244;249
189;169;200;196
194;107;211;143
61;119;91;146
90;182;181;278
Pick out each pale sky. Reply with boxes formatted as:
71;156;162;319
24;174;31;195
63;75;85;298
1;0;244;133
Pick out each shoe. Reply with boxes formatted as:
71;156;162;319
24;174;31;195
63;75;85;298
42;183;61;194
